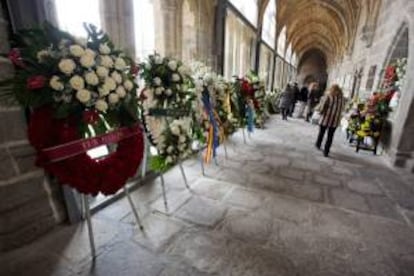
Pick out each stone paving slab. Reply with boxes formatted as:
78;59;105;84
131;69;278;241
132;214;184;251
347;179;384;195
175;196;227;227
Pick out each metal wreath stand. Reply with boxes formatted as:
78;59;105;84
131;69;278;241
145;109;192;212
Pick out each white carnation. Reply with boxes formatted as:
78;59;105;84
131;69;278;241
111;71;123;84
99;86;110;97
168;60;177;71
58;59;76;75
145;63;152;70
154;55;162;64
69;45;85;57
165;156;173;164
167;146;174;154
124;80;134;91
95;99;108;112
49;76;64;91
76;89;91;103
170;125;180;136
96;66;109;78
178;65;189;76
178;144;186;151
153;77;162;86
99;43;111;55
115;86;126;98
100;55;114;68
37;50;49;63
203;73;213;84
69;75;85;90
165;89;172;96
114;57;127;70
80;54;95;68
179;135;186;143
108;93;120;104
172;73;180;82
104;77;117;91
155;87;164;95
85;71;99;86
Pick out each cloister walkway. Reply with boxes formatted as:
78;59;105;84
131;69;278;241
2;116;414;276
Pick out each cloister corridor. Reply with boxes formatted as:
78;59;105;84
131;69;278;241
2;117;414;276
2;0;414;275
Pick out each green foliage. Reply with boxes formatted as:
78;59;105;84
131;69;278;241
149;155;171;172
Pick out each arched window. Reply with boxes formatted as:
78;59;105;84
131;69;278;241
285;43;293;63
277;26;286;57
134;0;155;60
262;0;276;49
229;0;258;27
291;52;298;66
224;9;256;79
55;0;101;37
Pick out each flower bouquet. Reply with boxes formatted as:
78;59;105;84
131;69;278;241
189;62;228;163
246;71;267;128
139;53;194;171
231;71;261;133
0;22;143;195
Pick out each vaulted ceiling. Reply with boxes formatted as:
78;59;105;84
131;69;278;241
258;0;381;66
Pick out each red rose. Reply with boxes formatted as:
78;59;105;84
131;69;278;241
241;80;251;92
8;48;25;68
27;75;47;90
83;110;100;125
131;63;139;76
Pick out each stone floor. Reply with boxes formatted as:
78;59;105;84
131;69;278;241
2;116;414;276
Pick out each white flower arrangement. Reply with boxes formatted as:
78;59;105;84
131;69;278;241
31;28;139;118
139;53;194;170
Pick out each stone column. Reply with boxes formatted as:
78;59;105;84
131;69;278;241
5;0;58;30
100;0;136;57
152;0;181;58
213;0;227;74
0;2;66;252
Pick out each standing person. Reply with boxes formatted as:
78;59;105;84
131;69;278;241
315;84;345;157
296;84;309;118
279;84;294;120
305;82;319;122
289;82;300;117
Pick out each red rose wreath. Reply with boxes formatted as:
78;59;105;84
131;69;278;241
1;23;144;195
28;107;144;195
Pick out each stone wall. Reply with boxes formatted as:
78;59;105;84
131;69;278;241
0;1;66;252
329;0;414;170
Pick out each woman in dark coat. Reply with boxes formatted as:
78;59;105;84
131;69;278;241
315;84;345;157
278;84;295;120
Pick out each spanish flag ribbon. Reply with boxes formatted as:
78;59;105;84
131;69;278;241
201;89;221;164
